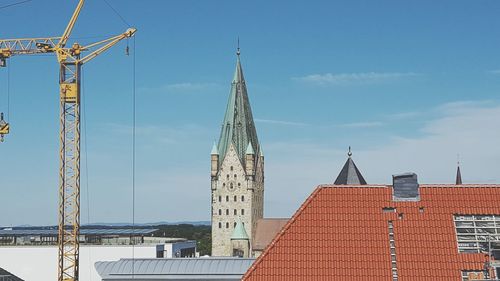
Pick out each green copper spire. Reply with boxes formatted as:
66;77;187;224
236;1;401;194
246;141;255;155
211;142;219;155
218;49;260;163
231;219;249;240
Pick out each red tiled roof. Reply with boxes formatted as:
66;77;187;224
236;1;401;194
243;184;500;281
253;218;289;251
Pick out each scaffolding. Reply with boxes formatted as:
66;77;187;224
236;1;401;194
454;215;500;254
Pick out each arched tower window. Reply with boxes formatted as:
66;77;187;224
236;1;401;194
218;222;221;228
241;209;245;215
241;195;245;202
234;209;237;215
226;222;229;228
218;209;222;215
226;209;229;215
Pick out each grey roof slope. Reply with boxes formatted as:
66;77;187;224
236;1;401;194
0;267;24;281
334;148;367;185
217;52;260;164
95;258;255;280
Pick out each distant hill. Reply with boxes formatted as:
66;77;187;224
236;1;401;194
2;221;211;229
84;221;211;227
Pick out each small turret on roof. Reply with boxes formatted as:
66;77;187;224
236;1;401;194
456;162;462;185
211;142;219;155
231;219;249;240
334;147;367;185
246;142;255;155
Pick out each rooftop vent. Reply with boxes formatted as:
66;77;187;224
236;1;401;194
392;173;420;201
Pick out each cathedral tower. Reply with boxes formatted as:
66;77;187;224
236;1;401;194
210;49;264;256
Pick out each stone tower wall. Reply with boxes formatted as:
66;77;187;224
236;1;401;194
211;143;263;256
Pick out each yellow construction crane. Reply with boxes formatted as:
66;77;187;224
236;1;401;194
0;112;8;142
0;1;136;280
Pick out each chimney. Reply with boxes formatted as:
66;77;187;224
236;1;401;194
392;173;420;201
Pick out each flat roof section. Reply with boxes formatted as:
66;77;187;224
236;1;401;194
0;228;157;236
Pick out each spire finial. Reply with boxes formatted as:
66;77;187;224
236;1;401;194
236;37;241;56
348;146;352;157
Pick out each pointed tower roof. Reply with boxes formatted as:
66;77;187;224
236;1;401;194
211;142;219;155
231;219;249;240
456;164;462;185
218;49;260;163
334;147;367;185
246;142;255;155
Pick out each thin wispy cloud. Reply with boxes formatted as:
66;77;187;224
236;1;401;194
139;82;220;94
386;111;421;120
255;118;309;127
294;72;421;86
338;121;384;128
487;70;500;75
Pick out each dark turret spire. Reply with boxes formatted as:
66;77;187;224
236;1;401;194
334;147;367;185
456;160;462;185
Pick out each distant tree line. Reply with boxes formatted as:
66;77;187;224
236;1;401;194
152;224;211;256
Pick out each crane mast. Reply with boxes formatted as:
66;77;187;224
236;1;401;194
0;1;136;280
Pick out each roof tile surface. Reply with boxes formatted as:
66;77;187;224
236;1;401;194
243;184;500;281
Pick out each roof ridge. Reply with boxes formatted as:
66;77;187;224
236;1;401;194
242;186;324;280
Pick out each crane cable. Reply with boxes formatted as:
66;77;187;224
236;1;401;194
131;34;136;279
99;0;136;274
81;66;93;281
0;0;32;10
102;0;131;28
6;63;10;121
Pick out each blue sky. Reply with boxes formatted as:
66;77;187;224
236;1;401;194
1;0;500;226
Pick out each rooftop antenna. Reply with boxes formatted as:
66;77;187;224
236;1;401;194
348;146;352;157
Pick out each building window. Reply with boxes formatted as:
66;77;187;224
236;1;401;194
238;183;241;187
226;209;229;215
230;183;233;189
226;196;229;202
241;196;245;202
223;183;226;187
226;222;229;228
234;222;237;227
218;196;221;202
230;166;233;171
454;214;500;253
218;222;221;228
234;195;237;202
234;209;237;215
218;209;221;215
241;209;245;215
234;174;237;179
227;174;229;179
